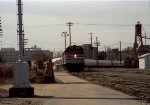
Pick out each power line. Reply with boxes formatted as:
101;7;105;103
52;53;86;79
74;23;150;27
2;23;150;30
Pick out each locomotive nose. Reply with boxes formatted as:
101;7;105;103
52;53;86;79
74;54;77;58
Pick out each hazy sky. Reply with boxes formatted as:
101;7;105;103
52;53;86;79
0;0;150;51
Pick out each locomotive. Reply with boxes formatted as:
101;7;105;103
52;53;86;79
62;45;84;72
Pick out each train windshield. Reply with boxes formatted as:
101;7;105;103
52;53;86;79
65;46;83;54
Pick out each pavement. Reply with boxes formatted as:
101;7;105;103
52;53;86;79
0;71;149;105
33;71;149;105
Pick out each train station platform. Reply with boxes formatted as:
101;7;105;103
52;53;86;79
34;71;148;105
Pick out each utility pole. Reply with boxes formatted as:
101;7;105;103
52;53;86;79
143;32;150;53
0;17;2;36
144;33;147;53
66;22;73;46
104;45;107;59
9;0;34;97
89;33;93;47
133;21;142;68
120;41;121;64
145;33;146;45
61;32;68;50
0;41;2;50
89;33;93;59
142;29;150;53
95;37;100;60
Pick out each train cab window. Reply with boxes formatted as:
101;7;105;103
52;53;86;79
65;46;83;54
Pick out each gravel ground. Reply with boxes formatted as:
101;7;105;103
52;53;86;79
0;87;43;105
0;69;43;105
0;98;43;105
71;68;150;103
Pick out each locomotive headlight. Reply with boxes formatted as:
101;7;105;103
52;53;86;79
74;54;77;58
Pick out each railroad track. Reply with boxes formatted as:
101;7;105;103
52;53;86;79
98;74;150;100
71;70;150;103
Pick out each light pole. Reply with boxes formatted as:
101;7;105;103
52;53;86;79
120;41;121;64
61;32;69;50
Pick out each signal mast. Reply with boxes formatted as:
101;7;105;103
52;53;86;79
9;0;34;97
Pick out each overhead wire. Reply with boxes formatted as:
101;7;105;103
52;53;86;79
74;23;150;27
4;23;150;29
27;39;64;46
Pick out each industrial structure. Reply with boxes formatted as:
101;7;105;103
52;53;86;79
0;47;53;63
82;44;98;60
133;21;150;68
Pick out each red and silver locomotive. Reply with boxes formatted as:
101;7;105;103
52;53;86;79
63;45;84;72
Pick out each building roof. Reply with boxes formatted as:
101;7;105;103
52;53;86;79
138;45;150;52
1;48;15;51
138;53;150;58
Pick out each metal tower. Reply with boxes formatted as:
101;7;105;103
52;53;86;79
9;0;34;97
133;21;143;68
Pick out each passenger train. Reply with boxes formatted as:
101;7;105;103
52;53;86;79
84;59;124;68
62;45;131;72
62;45;84;72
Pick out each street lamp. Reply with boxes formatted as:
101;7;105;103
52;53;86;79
61;32;69;50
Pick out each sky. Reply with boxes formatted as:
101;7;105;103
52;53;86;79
0;0;150;51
